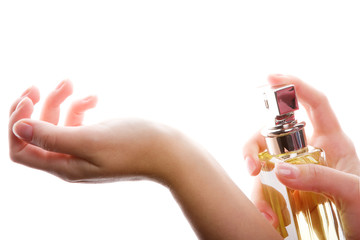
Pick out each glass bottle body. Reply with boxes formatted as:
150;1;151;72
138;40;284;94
259;146;344;240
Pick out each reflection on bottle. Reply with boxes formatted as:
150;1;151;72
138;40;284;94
262;184;291;238
259;148;343;240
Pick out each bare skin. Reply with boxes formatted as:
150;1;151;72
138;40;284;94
243;74;360;240
9;80;281;240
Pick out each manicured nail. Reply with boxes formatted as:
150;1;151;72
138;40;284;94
16;97;29;111
245;156;257;175
56;80;67;90
13;121;33;142
275;162;300;179
21;86;33;97
82;95;95;102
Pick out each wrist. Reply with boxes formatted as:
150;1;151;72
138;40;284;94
154;129;282;240
140;122;212;190
146;126;199;187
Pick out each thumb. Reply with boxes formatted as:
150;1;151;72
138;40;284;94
13;119;92;157
275;162;359;203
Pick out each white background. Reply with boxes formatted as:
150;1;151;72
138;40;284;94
1;1;359;239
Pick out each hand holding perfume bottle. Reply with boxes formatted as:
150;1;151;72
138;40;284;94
243;74;360;240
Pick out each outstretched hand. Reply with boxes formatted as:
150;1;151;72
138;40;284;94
9;79;284;240
9;80;176;184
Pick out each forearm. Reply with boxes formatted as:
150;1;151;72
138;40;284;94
162;134;281;240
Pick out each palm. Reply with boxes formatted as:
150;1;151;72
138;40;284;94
9;80;99;181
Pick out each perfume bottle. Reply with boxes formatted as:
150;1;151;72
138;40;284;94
258;85;345;240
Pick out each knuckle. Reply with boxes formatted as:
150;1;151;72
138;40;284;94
9;150;21;163
307;164;323;178
315;91;329;109
304;164;324;191
9;146;28;164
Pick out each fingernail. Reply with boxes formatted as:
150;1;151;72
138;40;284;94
21;86;33;97
56;80;67;90
275;162;300;179
82;95;94;102
13;121;33;142
245;156;256;175
16;97;29;111
262;212;273;223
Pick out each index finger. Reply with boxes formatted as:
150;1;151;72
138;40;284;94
40;79;73;125
9;86;40;116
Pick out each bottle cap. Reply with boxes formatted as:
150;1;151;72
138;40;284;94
262;85;307;155
263;85;299;116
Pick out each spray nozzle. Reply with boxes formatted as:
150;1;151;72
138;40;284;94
262;84;307;155
263;85;299;126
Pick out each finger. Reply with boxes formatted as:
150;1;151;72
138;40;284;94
65;95;98;126
9;97;35;153
242;131;266;176
10;108;98;181
251;178;278;228
12;119;94;158
268;74;341;135
9;86;40;116
40;79;73;125
10;142;98;183
275;162;359;203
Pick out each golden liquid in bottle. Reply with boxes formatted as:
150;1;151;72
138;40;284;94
259;147;344;240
